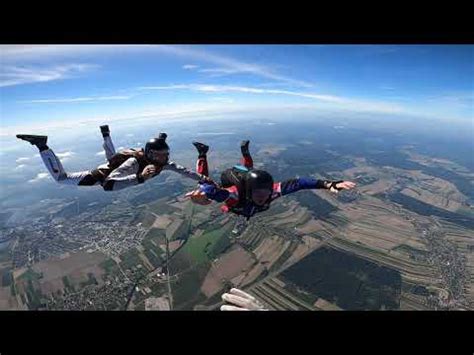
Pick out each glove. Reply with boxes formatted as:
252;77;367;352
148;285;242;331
220;288;267;311
327;180;344;193
327;180;356;194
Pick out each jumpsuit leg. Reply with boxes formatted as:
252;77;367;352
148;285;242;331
240;140;253;169
39;148;98;185
240;154;253;169
102;135;116;162
196;155;209;177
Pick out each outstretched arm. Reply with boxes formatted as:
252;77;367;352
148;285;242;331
276;177;356;197
164;161;213;183
185;183;238;205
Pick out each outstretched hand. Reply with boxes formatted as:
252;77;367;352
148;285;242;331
330;181;356;194
220;288;267;311
185;189;212;205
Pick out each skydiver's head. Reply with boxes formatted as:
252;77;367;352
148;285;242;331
145;133;169;165
247;170;274;206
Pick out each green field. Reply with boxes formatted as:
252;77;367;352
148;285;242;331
62;276;75;292
120;248;146;271
0;248;11;262
172;262;210;309
142;245;163;269
26;279;45;309
18;268;43;282
100;258;120;275
135;210;156;229
142;228;166;268
148;198;180;215
169;219;192;241
144;227;166;242
181;222;234;264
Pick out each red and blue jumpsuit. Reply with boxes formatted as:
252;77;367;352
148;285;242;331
195;150;328;219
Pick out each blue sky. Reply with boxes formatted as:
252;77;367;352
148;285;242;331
1;45;473;134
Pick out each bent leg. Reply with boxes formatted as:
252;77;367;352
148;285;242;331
240;140;253;169
193;141;210;177
196;156;209;177
102;135;116;161
100;125;116;161
240;155;253;169
40;148;98;185
40;148;67;181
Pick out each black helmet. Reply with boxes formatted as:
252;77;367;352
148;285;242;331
246;170;274;192
145;133;169;163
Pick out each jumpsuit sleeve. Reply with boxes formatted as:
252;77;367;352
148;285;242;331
272;177;326;199
102;157;142;191
163;161;208;182
198;183;239;203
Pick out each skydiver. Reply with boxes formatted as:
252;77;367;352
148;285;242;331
16;125;209;191
186;140;356;220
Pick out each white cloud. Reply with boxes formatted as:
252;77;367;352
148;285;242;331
137;84;404;113
55;151;75;158
183;64;199;70
208;97;235;103
198;67;242;76
15;164;26;170
137;84;188;91
3;93;467;140
0;45;97;61
19;95;132;104
28;172;50;183
155;45;314;88
1;45;314;88
139;83;341;101
428;92;474;104
95;151;105;156
0;63;99;88
16;157;30;163
125;133;134;137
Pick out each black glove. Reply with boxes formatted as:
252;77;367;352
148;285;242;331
326;180;344;191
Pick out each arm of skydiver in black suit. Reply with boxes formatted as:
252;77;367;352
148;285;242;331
273;177;356;198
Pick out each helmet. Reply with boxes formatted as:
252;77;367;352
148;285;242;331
246;170;274;192
145;133;169;163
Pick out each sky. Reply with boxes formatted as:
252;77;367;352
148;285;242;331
0;45;473;204
1;45;473;136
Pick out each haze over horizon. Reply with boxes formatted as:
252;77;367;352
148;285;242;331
1;45;472;133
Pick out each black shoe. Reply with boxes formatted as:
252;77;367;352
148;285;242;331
100;125;110;137
240;140;250;156
16;134;48;149
192;141;209;156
